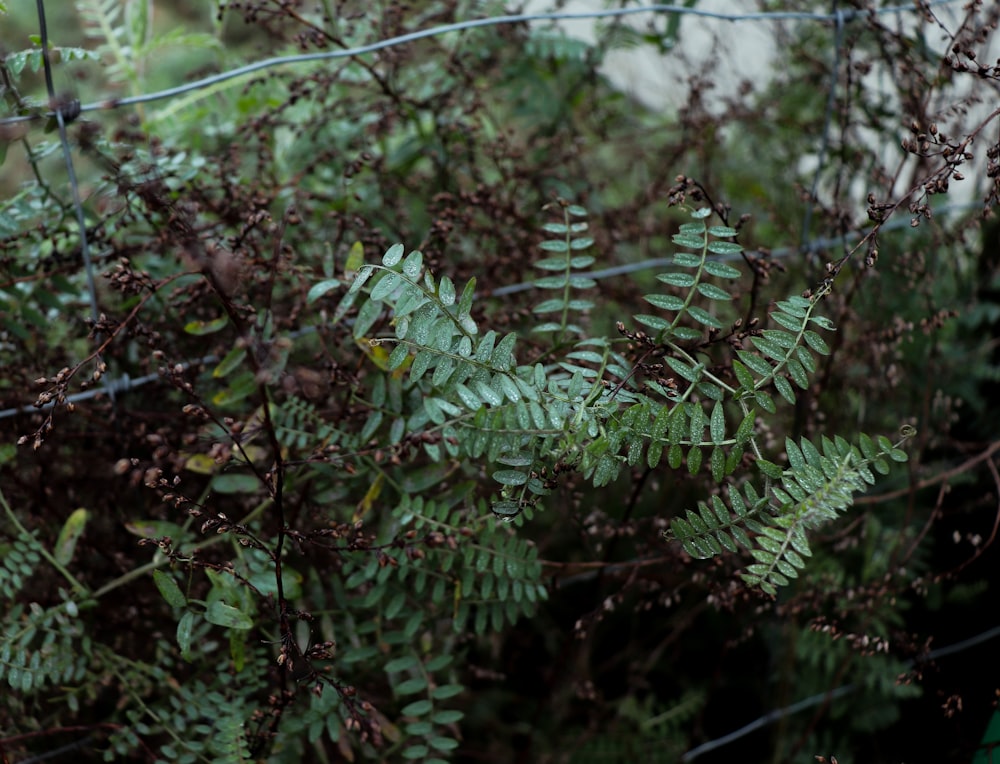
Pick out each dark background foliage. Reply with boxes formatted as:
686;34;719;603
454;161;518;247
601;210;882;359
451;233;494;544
1;1;999;762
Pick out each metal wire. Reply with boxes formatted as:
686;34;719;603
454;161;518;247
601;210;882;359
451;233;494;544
681;623;1000;760
0;1;962;127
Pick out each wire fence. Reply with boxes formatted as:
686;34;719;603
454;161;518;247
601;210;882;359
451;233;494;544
0;0;962;128
0;0;990;757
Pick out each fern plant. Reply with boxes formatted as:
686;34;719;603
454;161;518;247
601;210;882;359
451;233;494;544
0;494;92;702
76;0;221;105
333;203;912;595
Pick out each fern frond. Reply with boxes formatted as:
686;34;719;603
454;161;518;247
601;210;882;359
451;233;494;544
669;429;913;595
736;292;833;408
532;203;597;341
0;598;91;695
339;243;610;514
332;203;910;567
273;395;342;453
636;208;741;342
75;0;136;87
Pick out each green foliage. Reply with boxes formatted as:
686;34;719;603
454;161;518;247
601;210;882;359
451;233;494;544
3;2;997;762
102;641;268;762
76;0;221;94
3;46;99;78
670;431;912;595
343;206;909;595
531;202;597;339
0;496;93;700
0;598;91;697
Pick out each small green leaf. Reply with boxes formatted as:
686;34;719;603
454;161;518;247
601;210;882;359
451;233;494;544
396;677;429;695
54;508;88;566
705;227;735;241
475;380;503;406
633;314;672;331
205;601;253;630
307;278;341;304
567;350;605;364
347;265;374;295
533;298;565;314
703;261;741;279
534;275;569;290
802;330;830;354
491;500;522;519
756;458;783;479
666;356;699;383
735;410;756;445
455;383;482;409
153;570;187;608
402;700;433;716
859;433;876;459
430;684;464;699
774;375;796;404
388;343;410;371
645;294;686;311
751;335;786;362
687;306;723;329
212;347;246;378
184;316;228;335
493;470;527;486
706;241;743;255
499;375;522;402
458;277;476;316
709;401;725;444
438;276;456;305
770;310;803;332
647;440;664;468
539;239;569;252
370;271;402;301
668;443;683;469
402;250;423;278
210;473;259;494
786;358;809;389
697;282;732;301
344;240;365;274
755;390;776;413
353;297;382;338
688;403;706;441
809;315;835;331
710;446;726;482
737;350;773;377
382;243;404;267
658;272;696;288
430;736;460;751
786;439;805;471
687;446;702;475
425;654;454;672
177;612;194;657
